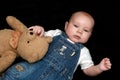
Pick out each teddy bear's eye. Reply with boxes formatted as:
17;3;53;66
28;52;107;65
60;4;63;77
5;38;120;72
29;32;33;35
29;28;33;31
27;41;30;43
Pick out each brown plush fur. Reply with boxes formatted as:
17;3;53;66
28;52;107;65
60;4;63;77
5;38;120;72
0;16;52;74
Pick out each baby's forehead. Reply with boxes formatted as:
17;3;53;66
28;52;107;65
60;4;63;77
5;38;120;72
72;12;94;20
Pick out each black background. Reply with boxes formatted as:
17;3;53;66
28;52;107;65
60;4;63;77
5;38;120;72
0;0;119;80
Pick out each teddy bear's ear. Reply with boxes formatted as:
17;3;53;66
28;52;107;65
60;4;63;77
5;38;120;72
6;16;27;32
45;36;53;43
9;31;21;49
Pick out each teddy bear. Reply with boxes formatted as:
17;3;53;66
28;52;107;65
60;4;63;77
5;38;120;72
0;16;52;74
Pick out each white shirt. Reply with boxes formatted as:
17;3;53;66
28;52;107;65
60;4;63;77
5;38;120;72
45;29;94;70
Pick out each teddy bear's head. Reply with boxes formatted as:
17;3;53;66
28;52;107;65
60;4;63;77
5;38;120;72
6;16;52;63
17;28;52;63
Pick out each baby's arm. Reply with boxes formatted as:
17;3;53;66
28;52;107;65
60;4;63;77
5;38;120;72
28;25;44;37
83;57;112;76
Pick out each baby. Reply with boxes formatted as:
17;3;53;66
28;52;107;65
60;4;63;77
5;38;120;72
1;11;111;80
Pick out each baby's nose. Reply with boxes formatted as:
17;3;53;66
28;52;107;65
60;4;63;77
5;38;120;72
77;29;83;34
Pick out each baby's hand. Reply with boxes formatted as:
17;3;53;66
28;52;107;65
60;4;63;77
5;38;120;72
99;57;112;71
29;25;44;37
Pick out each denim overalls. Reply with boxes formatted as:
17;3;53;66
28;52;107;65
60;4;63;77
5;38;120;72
2;32;84;80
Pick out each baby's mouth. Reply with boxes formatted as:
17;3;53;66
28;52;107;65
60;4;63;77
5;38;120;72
73;35;81;40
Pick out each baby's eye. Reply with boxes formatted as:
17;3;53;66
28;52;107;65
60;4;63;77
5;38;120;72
74;24;79;28
84;29;89;32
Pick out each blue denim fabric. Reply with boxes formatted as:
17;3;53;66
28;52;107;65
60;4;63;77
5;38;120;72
2;32;84;80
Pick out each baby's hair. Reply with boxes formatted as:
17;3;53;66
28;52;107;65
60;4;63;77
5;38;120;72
69;11;95;26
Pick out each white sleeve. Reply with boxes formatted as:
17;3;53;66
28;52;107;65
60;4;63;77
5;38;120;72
44;29;62;37
78;47;94;69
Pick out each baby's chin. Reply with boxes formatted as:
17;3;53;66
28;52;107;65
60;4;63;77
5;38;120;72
71;39;82;43
74;40;86;44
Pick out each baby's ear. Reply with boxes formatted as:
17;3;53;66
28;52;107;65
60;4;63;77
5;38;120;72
9;31;21;48
64;21;68;30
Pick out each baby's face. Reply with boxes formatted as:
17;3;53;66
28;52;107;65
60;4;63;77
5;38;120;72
65;13;94;43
